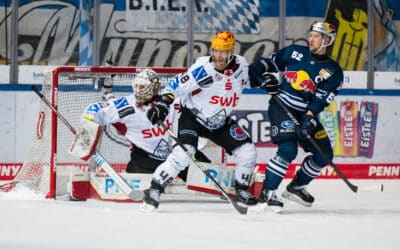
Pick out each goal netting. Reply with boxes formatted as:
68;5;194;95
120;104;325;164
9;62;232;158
10;66;225;198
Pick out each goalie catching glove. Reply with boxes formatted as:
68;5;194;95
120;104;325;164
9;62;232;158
260;73;280;94
147;93;174;125
68;116;102;161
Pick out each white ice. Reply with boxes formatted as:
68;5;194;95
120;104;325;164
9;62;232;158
0;180;399;250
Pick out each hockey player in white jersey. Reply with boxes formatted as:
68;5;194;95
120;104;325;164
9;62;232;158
70;69;187;180
142;31;258;211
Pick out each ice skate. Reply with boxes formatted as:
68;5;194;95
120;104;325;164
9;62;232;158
234;182;258;206
258;188;284;213
282;180;314;207
140;180;165;213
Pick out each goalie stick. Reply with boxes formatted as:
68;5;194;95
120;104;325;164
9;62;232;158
158;122;252;215
32;85;144;201
272;95;384;193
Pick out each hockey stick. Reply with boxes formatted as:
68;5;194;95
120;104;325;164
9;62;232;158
158;122;248;215
272;95;383;193
32;85;144;200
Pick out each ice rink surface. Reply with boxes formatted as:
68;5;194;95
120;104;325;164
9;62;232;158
0;179;399;250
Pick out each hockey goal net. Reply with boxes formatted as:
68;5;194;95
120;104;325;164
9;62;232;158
11;66;225;198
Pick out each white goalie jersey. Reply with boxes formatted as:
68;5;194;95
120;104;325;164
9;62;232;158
163;55;249;130
80;95;177;161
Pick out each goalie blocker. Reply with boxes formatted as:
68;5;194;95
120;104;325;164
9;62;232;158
69;163;263;201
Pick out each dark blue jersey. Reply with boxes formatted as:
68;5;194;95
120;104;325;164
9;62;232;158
249;44;343;115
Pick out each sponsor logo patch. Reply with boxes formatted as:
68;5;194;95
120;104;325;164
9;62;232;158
191;66;208;81
229;124;247;141
281;120;295;129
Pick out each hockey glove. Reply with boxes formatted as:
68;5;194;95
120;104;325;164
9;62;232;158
297;114;318;141
260;73;280;94
147;102;169;125
147;93;174;125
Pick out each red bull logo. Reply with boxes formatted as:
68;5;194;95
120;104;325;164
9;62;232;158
284;70;316;93
325;23;336;33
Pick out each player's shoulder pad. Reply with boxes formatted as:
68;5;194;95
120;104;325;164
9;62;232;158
165;75;180;91
190;57;211;81
289;44;308;51
234;54;249;66
193;56;210;65
282;44;309;56
85;102;108;114
323;60;343;80
112;96;131;109
112;96;135;118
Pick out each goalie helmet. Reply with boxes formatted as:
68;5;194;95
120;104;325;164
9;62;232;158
132;69;160;104
309;21;336;46
211;31;235;51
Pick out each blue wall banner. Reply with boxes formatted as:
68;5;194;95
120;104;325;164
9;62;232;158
0;1;399;68
79;0;93;66
125;0;259;33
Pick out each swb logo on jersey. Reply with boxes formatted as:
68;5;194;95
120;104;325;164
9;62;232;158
209;78;239;107
209;92;240;107
142;119;173;138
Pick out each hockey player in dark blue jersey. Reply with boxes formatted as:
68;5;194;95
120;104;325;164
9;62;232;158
249;21;344;212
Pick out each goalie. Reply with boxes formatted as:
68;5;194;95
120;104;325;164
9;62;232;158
69;69;191;180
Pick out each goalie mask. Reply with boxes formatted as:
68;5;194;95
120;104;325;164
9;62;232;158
132;69;160;104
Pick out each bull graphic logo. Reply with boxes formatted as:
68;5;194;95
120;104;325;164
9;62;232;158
284;70;316;93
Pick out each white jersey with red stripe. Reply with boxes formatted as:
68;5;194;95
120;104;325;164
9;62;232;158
83;95;177;160
163;55;249;130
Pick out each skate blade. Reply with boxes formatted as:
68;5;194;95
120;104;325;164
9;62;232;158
268;205;283;214
282;191;312;207
246;202;283;214
246;203;268;214
127;190;144;201
139;202;157;213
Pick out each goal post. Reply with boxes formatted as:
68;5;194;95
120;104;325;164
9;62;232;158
13;66;225;199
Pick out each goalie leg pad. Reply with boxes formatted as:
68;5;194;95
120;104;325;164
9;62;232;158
69;118;102;161
68;172;90;201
